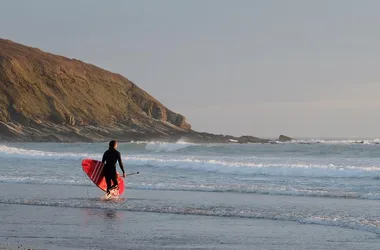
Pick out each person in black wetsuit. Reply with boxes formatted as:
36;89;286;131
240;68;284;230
102;140;125;195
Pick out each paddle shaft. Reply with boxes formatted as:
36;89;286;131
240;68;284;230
125;172;139;177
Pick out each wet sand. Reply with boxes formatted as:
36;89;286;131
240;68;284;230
1;183;380;250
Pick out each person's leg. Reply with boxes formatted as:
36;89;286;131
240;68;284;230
110;171;119;190
105;174;112;193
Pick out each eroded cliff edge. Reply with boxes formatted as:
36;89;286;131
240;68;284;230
0;39;270;143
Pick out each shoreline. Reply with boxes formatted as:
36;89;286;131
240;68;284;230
1;203;379;250
0;127;290;144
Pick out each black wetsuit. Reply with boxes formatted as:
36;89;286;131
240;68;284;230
102;148;125;192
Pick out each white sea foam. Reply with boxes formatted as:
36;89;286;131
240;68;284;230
283;139;380;145
1;144;380;179
0;145;100;160
0;176;91;186
127;183;380;200
144;141;194;152
2;175;380;200
125;155;380;178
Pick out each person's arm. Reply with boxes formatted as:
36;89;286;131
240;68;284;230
102;151;106;164
117;152;126;177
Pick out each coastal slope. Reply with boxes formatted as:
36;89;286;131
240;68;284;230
0;39;270;143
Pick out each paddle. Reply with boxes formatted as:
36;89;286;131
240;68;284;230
125;172;139;177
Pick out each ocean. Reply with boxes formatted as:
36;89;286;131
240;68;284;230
1;140;380;249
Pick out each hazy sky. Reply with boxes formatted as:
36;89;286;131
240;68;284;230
1;0;380;138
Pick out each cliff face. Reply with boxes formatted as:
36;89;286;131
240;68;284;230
0;39;191;141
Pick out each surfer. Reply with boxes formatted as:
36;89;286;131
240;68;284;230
102;140;126;195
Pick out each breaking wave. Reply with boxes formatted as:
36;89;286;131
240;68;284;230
1;144;380;179
280;139;380;145
144;141;195;152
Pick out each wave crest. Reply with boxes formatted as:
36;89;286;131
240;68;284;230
144;141;194;152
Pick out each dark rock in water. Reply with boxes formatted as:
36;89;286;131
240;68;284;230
278;135;294;142
237;135;269;144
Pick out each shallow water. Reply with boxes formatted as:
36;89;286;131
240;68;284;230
1;140;380;240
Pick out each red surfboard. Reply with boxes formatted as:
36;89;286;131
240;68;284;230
82;158;125;195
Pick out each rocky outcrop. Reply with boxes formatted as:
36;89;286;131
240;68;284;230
237;135;269;144
278;135;293;142
128;84;190;130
